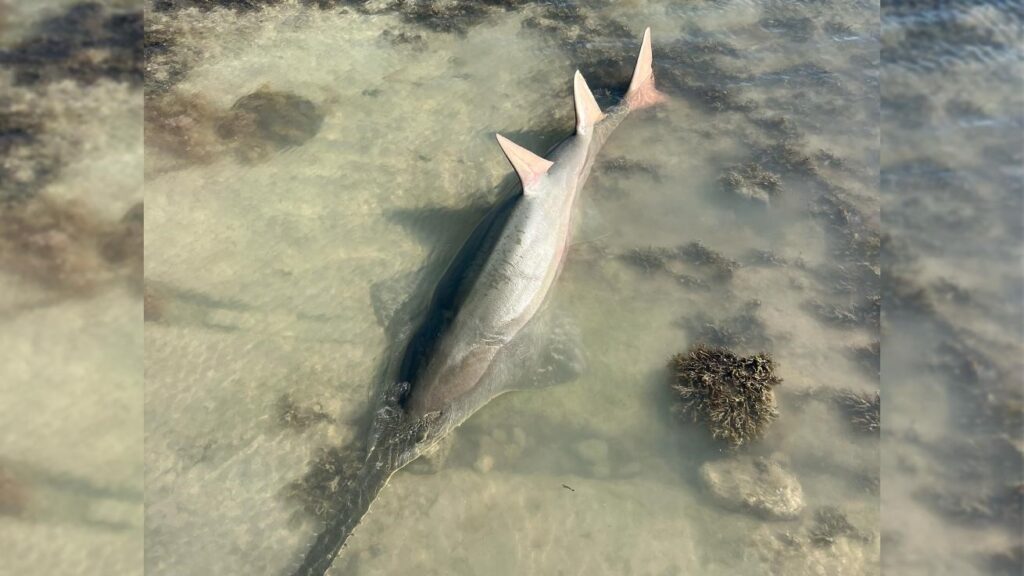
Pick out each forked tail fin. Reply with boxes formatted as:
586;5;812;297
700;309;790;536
625;27;667;110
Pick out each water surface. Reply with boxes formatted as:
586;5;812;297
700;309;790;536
142;1;885;574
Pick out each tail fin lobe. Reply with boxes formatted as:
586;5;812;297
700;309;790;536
625;27;667;110
573;70;604;135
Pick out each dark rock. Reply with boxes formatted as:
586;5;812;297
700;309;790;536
218;89;324;162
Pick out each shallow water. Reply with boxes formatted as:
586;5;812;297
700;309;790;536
142;1;881;575
5;0;1019;573
880;1;1023;574
0;2;143;575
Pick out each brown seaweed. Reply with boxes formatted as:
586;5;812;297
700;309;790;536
669;345;782;447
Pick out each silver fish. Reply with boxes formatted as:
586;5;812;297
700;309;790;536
291;27;664;576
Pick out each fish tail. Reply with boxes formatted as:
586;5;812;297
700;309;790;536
625;27;667;110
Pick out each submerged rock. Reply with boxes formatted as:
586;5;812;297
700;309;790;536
145;91;229;167
700;455;805;520
670;345;781;447
218;89;324;162
147;88;324;167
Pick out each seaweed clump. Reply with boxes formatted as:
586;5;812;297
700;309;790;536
917;483;1024;528
850;341;880;378
621;242;739;288
679;241;739;281
720;162;782;205
682;300;771;352
808;506;863;547
834;390;880;434
669;345;782;447
622;246;676;275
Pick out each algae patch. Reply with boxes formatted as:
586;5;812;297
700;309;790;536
669;345;781;447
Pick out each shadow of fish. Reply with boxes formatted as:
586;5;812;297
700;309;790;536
290;27;666;576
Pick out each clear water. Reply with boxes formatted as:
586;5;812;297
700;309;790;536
1;0;1018;575
0;3;144;575
143;2;880;575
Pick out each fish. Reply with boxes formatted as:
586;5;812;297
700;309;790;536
290;27;664;576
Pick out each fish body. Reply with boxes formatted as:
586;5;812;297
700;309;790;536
291;28;664;576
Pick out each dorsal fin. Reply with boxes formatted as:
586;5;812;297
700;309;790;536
495;134;553;193
625;27;666;110
573;70;604;135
